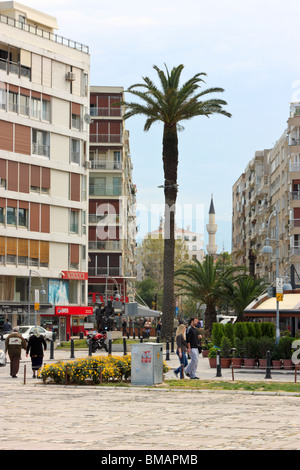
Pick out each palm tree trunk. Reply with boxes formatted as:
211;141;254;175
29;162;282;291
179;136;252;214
205;304;217;337
161;124;178;341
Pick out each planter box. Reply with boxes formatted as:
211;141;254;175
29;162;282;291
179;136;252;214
231;358;243;369
282;359;294;370
221;358;231;368
258;359;267;369
244;358;256;369
202;350;209;358
272;360;282;370
209;358;216;368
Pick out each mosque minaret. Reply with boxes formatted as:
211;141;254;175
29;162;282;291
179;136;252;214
206;194;218;255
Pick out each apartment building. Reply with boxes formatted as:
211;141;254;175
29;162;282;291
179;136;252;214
0;2;91;338
88;86;136;308
232;102;300;285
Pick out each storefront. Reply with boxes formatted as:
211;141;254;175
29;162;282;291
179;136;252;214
41;305;93;340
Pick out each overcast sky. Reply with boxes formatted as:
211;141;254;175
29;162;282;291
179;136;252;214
19;0;300;251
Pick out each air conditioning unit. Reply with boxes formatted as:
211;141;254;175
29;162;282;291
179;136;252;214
66;71;76;81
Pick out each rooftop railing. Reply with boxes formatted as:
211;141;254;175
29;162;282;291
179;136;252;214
0;13;89;53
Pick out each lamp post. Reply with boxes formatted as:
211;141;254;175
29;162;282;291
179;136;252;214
262;209;292;344
28;269;46;327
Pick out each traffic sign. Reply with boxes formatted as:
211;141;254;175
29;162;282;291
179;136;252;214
34;303;40;310
276;277;283;294
276;293;283;302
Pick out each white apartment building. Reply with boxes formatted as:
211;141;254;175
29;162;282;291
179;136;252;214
0;2;91;339
232;102;300;287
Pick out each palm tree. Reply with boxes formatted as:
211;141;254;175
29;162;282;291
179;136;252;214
175;255;239;335
221;275;267;322
122;64;231;340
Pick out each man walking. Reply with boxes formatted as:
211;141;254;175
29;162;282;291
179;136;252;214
5;327;27;378
185;318;202;379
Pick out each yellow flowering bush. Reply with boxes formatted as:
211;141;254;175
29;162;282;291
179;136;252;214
40;354;170;385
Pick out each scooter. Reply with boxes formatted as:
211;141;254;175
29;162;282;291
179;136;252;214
86;330;108;352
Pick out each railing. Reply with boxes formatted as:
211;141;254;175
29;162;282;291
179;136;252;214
0;13;89;53
90;107;122;117
290;137;300;146
88;241;121;251
89;184;122;197
32;143;50;158
90;134;122;144
289;162;300;172
291;191;300;200
0;57;31;79
88;266;122;276
89;214;120;224
290;219;300;228
90;160;123;170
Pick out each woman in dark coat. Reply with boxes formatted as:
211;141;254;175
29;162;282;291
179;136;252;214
26;328;47;378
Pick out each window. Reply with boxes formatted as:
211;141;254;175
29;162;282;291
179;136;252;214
7;206;16;225
32;129;50;158
18;208;28;227
42;98;50;122
0;88;6;110
20;93;30;116
70;138;80;164
31;97;41;119
70;210;79;233
0;207;4;224
8;91;18;113
113;151;122;169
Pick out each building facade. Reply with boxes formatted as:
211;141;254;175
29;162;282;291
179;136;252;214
88;86;136;309
232;102;300;287
0;2;91;338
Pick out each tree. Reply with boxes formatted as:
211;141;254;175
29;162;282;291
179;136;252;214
221;275;267;321
175;255;239;336
122;64;231;340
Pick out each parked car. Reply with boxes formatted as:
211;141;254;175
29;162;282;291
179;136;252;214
3;325;53;342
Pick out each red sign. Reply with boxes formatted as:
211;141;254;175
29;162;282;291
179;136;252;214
62;271;88;280
88;292;129;304
55;306;93;316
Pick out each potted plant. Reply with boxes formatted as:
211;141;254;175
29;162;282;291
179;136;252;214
201;340;211;358
257;336;275;369
231;337;243;368
220;336;232;368
243;337;258;369
208;346;218;368
271;344;282;370
278;336;294;370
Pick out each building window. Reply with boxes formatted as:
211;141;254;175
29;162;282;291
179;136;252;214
18;208;28;228
8;91;18;113
31;97;41;119
70;138;80;164
42;98;50;122
0;88;6;110
7;206;16;225
20;93;30;116
70;210;79;233
32;129;50;158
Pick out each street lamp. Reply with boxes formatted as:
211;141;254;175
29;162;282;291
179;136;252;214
262;208;292;344
28;269;46;327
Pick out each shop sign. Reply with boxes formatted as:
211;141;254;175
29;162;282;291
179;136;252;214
55;306;93;316
62;271;88;280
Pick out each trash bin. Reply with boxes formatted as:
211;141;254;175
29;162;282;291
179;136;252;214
131;342;163;386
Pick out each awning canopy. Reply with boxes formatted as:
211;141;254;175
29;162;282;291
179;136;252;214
244;291;300;318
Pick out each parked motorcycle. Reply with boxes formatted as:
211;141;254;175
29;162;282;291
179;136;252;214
86;330;108;352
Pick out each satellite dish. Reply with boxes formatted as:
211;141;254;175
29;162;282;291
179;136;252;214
83;114;93;124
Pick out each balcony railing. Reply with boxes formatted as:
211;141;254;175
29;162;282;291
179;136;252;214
290;162;300;172
291;191;300;200
0;57;31;79
89;214;120;224
90;160;123;170
88;266;122;276
88;241;121;251
32;143;50;158
0;13;89;53
291;219;300;228
90;107;122;117
89;184;122;197
90;134;122;144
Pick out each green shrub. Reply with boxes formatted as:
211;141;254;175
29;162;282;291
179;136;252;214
233;322;248;341
224;322;234;342
212;323;224;347
243;336;259;358
257;336;275;359
260;322;275;338
278;336;294;359
233;336;244;358
220;336;232;358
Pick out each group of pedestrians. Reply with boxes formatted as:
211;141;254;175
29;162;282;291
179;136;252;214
4;326;47;379
174;317;202;380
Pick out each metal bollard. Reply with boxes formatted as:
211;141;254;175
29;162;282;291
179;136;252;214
123;337;127;355
171;337;174;353
216;350;222;377
70;339;75;358
265;350;272;379
166;342;170;361
108;339;112;355
140;337;143;343
88;339;93;356
50;339;54;359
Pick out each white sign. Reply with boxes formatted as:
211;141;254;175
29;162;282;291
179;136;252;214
276;277;283;294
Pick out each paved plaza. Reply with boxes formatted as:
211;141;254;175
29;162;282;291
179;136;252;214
1;344;300;451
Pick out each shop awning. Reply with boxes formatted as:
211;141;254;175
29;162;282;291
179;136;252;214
244;292;300;317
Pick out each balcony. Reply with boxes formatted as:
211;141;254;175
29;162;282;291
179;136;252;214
90;134;122;144
0;57;31;79
89;214;120;224
88;266;122;277
289;162;300;173
89;184;122;197
90;160;123;171
90;107;122;117
32;143;50;158
88;241;121;251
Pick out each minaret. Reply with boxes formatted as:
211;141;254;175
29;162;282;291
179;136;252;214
206;194;218;255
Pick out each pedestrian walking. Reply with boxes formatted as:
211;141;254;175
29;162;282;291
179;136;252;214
122;318;127;336
174;323;188;379
5;327;27;378
185;318;202;379
26;328;47;378
3;318;12;333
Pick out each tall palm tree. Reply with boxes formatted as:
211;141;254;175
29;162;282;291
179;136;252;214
175;255;239;335
122;64;231;340
221;275;267;322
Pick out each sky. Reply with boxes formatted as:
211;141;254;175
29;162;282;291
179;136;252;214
18;0;300;252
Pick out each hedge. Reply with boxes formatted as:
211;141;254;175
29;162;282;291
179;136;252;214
211;321;276;347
